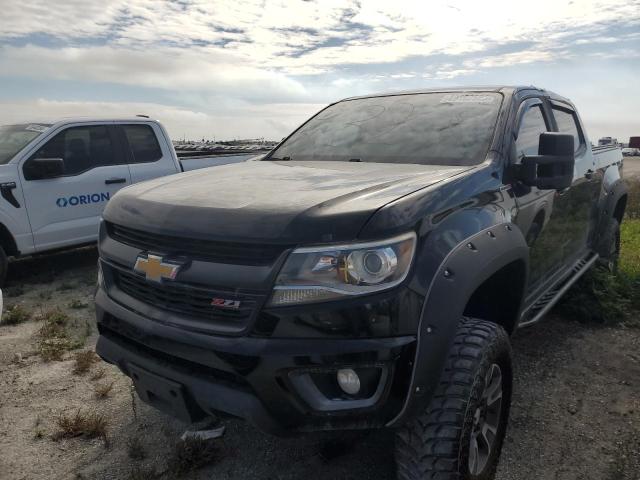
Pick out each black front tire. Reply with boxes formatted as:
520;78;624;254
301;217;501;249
395;318;512;480
0;245;7;287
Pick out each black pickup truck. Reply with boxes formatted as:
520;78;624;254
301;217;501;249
95;86;626;479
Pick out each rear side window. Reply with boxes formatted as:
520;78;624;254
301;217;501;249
552;108;582;153
122;124;162;163
29;125;116;176
515;106;548;160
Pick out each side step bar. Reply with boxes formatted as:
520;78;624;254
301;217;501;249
518;252;599;328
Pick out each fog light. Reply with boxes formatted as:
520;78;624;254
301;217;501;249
337;368;360;395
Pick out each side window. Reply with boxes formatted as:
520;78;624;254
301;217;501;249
515;105;548;161
122;124;162;163
29;125;116;176
552;108;582;153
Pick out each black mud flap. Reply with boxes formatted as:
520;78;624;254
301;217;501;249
129;364;201;423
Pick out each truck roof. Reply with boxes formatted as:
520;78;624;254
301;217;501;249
341;85;570;104
6;116;160;128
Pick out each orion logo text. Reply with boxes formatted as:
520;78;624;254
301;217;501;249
56;192;110;208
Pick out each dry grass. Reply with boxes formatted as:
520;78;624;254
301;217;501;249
73;350;98;375
37;309;82;361
57;282;75;292
33;416;45;440
38;290;53;301
126;435;146;460
68;299;88;309
53;410;108;442
90;368;106;381
94;382;115;399
167;437;218;477
126;466;158;480
5;285;25;298
2;305;32;325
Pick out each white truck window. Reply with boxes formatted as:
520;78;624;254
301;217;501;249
552;108;582;153
515;106;548;160
123;124;162;163
30;125;117;176
0;124;50;164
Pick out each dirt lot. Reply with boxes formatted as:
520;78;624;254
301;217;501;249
0;248;639;480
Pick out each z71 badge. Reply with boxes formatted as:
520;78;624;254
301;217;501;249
211;298;241;310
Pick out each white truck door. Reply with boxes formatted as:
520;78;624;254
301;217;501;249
118;123;179;182
19;124;131;251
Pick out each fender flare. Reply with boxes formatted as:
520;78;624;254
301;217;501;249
593;178;628;257
594;178;627;255
603;178;628;222
387;222;528;426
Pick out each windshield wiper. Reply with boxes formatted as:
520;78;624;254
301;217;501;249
265;156;291;161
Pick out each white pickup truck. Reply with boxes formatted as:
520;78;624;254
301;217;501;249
0;117;254;285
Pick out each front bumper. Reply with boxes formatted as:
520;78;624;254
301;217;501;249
95;287;416;434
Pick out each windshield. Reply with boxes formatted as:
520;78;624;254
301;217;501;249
0;124;51;164
268;92;503;166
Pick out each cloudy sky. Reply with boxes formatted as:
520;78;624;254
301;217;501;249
0;0;638;142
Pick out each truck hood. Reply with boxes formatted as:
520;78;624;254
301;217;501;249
104;160;469;244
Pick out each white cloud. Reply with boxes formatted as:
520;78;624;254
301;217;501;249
0;44;309;102
423;67;479;80
0;99;325;140
470;50;559;69
0;0;129;39
0;0;638;138
1;0;638;75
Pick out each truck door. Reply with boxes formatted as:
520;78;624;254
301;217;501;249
549;103;601;262
19;124;131;252
117;123;179;183
511;99;575;293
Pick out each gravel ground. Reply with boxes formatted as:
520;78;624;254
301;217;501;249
0;248;638;480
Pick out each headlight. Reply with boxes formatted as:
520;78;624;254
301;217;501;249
269;232;416;306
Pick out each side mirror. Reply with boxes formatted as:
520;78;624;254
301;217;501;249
520;133;575;190
24;158;65;180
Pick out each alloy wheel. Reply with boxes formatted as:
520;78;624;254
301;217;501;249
468;363;503;476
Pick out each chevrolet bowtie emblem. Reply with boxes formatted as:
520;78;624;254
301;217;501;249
134;254;182;282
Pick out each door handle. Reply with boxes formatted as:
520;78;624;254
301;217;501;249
105;178;127;185
584;169;594;180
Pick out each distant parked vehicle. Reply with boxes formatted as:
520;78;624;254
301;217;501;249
0;117;258;285
622;147;640;156
599;136;618;146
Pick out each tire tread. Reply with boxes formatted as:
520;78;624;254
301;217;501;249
395;318;509;480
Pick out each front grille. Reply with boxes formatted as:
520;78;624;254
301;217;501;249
113;267;264;324
106;222;288;265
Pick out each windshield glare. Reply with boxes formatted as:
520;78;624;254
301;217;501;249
0;124;50;164
269;92;503;166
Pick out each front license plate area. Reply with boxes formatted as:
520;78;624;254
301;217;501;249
128;364;195;423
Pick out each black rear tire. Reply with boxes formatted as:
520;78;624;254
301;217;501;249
395;318;512;480
597;217;620;273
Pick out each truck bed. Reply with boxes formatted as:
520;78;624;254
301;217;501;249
592;145;623;170
178;153;261;171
